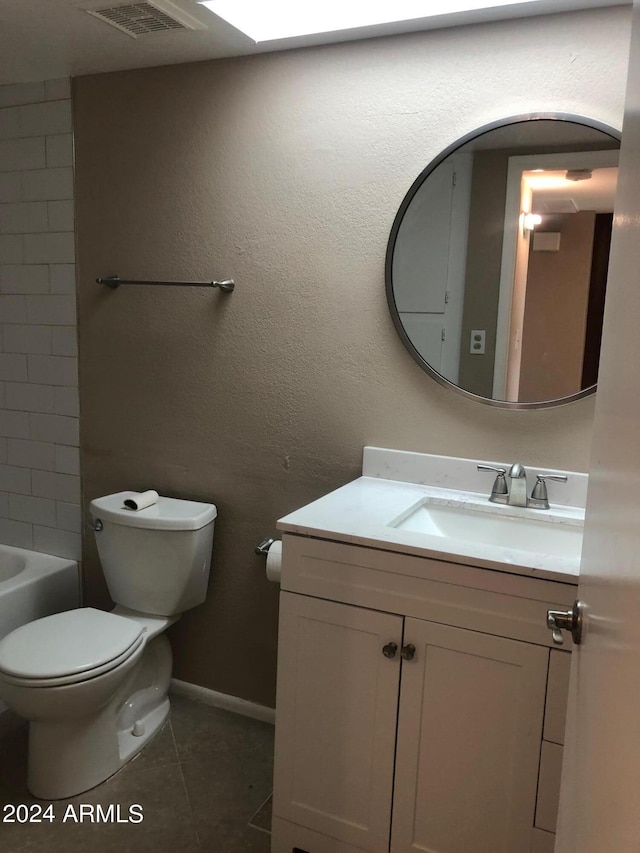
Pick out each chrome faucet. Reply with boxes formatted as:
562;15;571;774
477;463;568;509
507;462;528;507
477;462;528;506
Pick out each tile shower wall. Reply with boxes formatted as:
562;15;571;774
0;79;79;560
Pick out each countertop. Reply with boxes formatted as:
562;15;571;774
278;475;582;585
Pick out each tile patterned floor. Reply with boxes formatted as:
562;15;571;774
0;695;274;853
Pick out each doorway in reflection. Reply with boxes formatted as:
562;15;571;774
496;154;617;403
518;209;613;401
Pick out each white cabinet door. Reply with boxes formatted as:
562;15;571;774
272;592;403;853
391;619;548;853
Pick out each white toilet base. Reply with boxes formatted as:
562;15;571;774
26;633;173;800
119;696;170;764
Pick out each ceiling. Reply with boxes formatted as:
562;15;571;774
531;167;619;213
0;0;630;86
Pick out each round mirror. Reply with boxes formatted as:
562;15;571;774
386;114;620;408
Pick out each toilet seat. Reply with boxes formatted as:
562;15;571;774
0;608;145;688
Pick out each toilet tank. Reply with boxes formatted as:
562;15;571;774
89;492;217;617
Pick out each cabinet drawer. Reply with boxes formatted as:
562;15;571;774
535;741;564;833
544;650;571;745
282;535;576;646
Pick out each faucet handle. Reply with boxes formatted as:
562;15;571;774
477;464;506;475
530;473;568;510
537;473;568;483
477;465;508;503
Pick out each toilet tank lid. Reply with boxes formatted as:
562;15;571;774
90;492;217;530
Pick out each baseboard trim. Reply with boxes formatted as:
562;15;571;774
170;679;276;725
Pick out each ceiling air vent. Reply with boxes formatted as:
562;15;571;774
86;0;204;38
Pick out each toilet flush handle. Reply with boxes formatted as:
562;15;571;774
88;518;103;532
255;537;275;556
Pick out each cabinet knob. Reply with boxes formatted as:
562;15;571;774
382;642;398;659
401;643;416;661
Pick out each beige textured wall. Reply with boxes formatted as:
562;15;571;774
73;7;631;706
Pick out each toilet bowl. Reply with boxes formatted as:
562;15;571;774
0;491;216;800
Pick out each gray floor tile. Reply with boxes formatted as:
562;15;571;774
1;759;197;853
126;720;179;773
180;748;273;847
249;794;273;834
0;697;275;853
0;711;29;795
170;695;274;762
19;821;201;853
197;821;272;853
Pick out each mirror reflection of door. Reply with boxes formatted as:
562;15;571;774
392;154;472;381
496;151;618;402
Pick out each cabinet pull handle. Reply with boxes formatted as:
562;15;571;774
401;643;416;661
382;642;398;659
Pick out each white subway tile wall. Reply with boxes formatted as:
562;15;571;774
0;79;80;560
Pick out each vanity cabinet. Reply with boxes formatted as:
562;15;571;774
392;618;548;853
273;594;401;853
272;534;576;853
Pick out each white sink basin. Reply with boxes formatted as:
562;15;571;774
391;500;583;560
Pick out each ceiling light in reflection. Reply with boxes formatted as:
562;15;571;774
523;212;543;231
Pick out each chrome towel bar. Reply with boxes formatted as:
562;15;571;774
97;275;235;292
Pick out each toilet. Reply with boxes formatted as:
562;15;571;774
0;491;216;800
